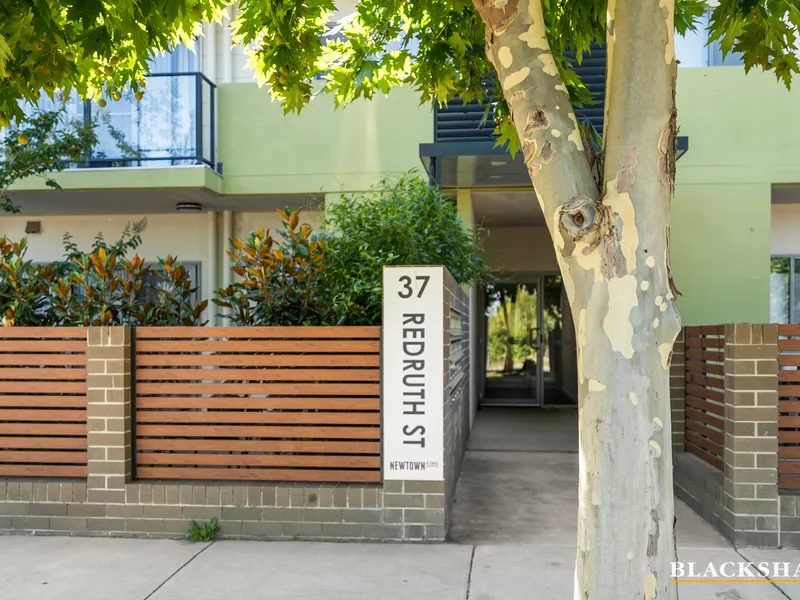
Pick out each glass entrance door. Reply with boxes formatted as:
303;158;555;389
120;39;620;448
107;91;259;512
483;281;540;406
539;274;574;406
482;275;576;407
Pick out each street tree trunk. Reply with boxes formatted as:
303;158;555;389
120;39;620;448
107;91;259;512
472;0;681;598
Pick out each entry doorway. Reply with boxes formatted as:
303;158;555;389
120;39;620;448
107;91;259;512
481;274;576;408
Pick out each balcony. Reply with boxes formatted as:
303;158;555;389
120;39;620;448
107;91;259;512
16;73;217;172
7;73;222;213
86;73;217;170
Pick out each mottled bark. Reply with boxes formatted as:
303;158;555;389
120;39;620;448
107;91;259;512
472;0;681;598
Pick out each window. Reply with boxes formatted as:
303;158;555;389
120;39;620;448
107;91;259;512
149;41;201;74
674;10;744;68
771;257;800;323
141;261;202;306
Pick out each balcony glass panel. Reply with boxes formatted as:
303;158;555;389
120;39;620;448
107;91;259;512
90;74;202;167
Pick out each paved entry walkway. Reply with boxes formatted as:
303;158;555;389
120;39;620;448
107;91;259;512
449;407;578;545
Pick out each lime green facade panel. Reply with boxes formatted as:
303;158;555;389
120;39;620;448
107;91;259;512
216;84;433;196
671;67;800;325
10;165;221;193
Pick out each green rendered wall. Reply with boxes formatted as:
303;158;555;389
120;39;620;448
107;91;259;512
217;84;432;196
672;67;800;325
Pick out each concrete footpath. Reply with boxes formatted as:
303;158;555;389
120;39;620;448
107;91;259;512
2;502;800;600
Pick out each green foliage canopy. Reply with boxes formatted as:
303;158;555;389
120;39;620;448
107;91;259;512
1;0;798;139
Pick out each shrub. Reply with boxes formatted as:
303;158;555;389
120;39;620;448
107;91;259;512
0;221;207;327
0;237;49;326
323;174;486;325
214;208;332;326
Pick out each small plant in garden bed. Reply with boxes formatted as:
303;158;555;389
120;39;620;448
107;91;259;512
187;518;218;542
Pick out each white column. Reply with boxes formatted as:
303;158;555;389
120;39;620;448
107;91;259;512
221;14;233;84
221;210;233;321
206;211;218;325
205;22;217;82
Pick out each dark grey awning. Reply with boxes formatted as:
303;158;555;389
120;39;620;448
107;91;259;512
419;137;689;188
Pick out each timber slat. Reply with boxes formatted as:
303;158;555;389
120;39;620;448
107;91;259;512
779;385;800;398
0;340;85;352
136;397;379;411
136;340;380;353
685;415;724;444
136;326;380;339
779;400;800;413
0;354;86;366
686;372;724;388
701;325;725;335
685;384;724;403
685;430;723;457
0;368;86;380
136;368;379;382
0;409;86;422
779;325;800;337
780;340;800;352
0;382;85;394
779;462;800;474
780;369;800;381
136;453;380;469
136;411;380;426
136;439;380;454
0;451;87;464
780;355;800;367
686;361;724;376
0;423;86;435
686;337;724;349
685;349;724;362
0;328;86;339
779;416;800;428
136;382;379;396
0;465;86;477
779;431;800;443
686;395;725;417
780;477;800;490
0;437;86;449
136;354;380;367
686;443;724;471
0;396;86;407
135;466;380;483
779;446;800;459
136;424;379;439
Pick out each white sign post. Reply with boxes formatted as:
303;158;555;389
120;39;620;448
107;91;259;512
382;266;444;481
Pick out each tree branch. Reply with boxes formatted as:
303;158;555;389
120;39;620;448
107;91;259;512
472;0;599;226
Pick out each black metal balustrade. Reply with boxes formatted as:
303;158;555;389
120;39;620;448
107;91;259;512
12;73;217;172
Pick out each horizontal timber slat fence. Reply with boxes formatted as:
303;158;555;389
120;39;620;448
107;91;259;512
0;328;88;478
134;326;382;483
684;325;725;471
779;324;800;490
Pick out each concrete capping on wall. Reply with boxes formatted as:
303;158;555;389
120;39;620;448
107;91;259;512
0;320;468;542
675;323;783;547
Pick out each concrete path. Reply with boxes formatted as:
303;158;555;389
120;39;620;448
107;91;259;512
2;522;800;600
